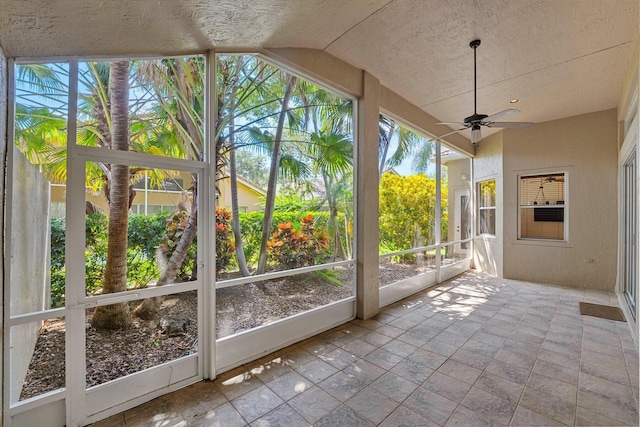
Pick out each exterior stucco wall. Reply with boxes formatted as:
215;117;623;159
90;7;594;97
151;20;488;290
9;151;51;403
218;179;264;213
502;109;619;290
473;131;504;276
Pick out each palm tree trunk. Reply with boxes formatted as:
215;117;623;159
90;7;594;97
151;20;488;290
91;61;132;330
229;120;251;276
224;56;251;276
324;176;347;261
256;75;297;275
133;59;205;320
135;187;199;319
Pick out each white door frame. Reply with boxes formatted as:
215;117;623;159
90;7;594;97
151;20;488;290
3;57;213;427
621;147;637;321
618;113;639;343
454;188;471;256
71;147;207;426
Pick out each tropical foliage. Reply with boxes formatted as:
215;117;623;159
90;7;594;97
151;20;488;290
378;114;436;177
215;208;235;274
379;173;448;251
18;53;468;327
49;211;169;308
48;209;341;306
267;215;329;269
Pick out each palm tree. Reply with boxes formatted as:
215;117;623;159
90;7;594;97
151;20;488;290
90;61;133;329
216;56;283;276
256;74;297;274
18;61;141;329
216;56;252;276
378;115;435;178
132;57;205;319
304;92;354;260
16;59;203;326
216;56;311;275
307;130;353;260
229;64;354;271
14;64;69;182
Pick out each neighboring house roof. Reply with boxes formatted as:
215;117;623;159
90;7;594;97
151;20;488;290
382;166;400;176
236;175;267;197
219;169;267;197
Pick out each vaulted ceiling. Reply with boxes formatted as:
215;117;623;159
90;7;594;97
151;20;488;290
1;0;637;141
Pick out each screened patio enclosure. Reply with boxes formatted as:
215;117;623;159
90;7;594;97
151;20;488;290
4;51;473;426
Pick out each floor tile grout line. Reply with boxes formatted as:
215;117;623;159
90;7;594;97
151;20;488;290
506;294;572;427
443;283;543;427
113;273;637;427
575;317;638;426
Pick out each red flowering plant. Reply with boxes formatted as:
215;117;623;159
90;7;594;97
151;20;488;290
267;214;329;269
215;208;235;273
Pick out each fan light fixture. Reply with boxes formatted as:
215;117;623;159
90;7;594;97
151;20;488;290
471;124;481;145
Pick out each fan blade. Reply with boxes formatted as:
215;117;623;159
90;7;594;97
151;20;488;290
484;108;520;122
484;121;534;129
437;122;466;126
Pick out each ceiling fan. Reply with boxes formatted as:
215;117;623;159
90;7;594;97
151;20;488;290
438;39;533;145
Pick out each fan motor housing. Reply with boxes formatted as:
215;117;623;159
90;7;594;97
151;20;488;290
463;113;488;124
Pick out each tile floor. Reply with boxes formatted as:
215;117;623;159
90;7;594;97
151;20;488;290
93;271;639;426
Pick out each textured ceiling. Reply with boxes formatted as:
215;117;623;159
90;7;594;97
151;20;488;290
1;0;637;140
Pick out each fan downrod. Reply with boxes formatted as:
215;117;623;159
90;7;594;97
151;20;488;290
470;39;482;116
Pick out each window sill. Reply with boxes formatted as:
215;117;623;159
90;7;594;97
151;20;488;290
514;238;571;248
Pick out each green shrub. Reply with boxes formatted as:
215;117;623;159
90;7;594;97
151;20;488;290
85;213;108;296
128;212;168;260
379;173;446;250
50;210;190;304
50;218;66;308
49;207;348;303
127;212;169;287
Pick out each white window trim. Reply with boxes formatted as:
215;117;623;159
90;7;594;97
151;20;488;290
477;179;496;236
518;171;568;241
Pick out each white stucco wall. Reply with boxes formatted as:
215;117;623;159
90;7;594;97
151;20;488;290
473;131;504;277
9;150;51;403
502;109;619;290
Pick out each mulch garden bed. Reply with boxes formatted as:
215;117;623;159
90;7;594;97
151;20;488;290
19;263;423;400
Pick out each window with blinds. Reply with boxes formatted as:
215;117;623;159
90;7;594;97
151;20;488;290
478;180;496;235
519;173;566;240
